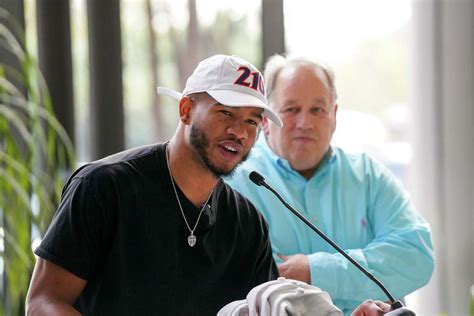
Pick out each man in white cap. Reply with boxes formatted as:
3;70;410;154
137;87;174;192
26;54;282;315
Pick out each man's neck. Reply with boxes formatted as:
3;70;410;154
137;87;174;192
296;147;333;180
166;139;218;208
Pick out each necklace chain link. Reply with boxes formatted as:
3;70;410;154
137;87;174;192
166;146;213;247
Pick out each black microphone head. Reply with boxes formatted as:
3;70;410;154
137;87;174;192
249;171;265;186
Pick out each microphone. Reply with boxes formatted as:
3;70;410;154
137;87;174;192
249;171;412;314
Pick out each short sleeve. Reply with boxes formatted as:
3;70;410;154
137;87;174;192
35;172;116;280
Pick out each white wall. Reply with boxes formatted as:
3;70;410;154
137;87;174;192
410;0;474;315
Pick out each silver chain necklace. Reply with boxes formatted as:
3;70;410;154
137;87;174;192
166;146;213;247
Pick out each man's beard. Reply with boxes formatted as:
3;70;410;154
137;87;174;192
190;124;250;178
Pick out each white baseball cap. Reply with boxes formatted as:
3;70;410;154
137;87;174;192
157;54;283;127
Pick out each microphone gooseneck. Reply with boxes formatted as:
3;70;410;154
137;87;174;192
249;171;402;307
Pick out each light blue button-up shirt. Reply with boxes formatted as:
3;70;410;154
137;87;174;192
226;134;434;315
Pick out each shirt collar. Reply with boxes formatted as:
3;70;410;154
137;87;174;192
257;133;337;180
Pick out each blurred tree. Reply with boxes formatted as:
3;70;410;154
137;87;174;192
0;7;75;315
167;0;203;88
145;0;165;140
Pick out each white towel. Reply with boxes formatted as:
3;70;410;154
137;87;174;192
218;277;343;316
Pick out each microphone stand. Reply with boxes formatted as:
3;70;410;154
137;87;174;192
249;171;415;315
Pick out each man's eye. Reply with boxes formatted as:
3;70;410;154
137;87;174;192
246;119;258;126
283;108;297;113
220;110;232;117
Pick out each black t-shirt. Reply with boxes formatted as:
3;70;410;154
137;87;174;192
35;143;278;315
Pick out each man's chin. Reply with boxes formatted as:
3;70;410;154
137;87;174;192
205;148;251;178
209;158;247;179
209;164;237;178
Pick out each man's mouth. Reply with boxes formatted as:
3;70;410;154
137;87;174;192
218;141;243;160
293;136;315;142
222;145;238;153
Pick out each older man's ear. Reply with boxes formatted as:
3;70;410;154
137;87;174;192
261;116;270;136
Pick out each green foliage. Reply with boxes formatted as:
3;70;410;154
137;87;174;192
0;8;75;315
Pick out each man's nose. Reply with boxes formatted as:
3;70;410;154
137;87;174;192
226;121;248;140
295;112;313;129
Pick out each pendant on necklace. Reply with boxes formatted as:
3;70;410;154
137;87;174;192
188;234;197;247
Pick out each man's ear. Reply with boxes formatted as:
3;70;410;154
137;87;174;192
261;116;270;135
179;97;192;124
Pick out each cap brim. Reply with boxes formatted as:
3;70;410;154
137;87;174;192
157;87;183;100
208;90;283;128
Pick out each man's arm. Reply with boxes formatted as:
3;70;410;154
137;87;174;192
26;258;87;315
279;166;434;305
305;165;434;302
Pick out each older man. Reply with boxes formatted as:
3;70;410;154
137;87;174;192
227;55;434;315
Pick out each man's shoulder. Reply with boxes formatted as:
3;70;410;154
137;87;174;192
93;143;163;167
220;181;264;218
71;143;164;183
333;147;382;167
220;181;254;205
332;147;397;181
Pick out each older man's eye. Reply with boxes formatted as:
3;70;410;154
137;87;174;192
312;107;326;113
282;107;297;113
